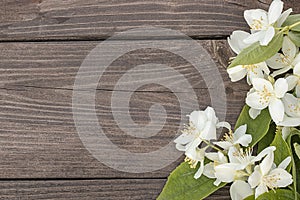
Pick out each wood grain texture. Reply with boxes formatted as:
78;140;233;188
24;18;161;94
0;0;299;41
0;179;230;200
0;40;249;179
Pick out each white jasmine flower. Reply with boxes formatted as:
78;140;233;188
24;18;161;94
243;0;292;46
174;107;230;179
267;37;300;77
214;125;252;150
228;31;251;54
227;62;270;85
214;146;276;183
184;144;208;179
277;93;300;127
248;153;293;198
230;180;254;200
246;78;288;124
203;151;228;186
286;63;300;97
227;31;270;84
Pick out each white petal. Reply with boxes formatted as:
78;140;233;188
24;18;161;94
296;85;300;98
246;92;269;110
227;65;247;82
203;162;216;179
278;156;291;169
252;78;273;92
218;151;228;163
271;66;293;77
214;141;233;150
274;78;288;98
294;62;300;76
260;27;275;46
255;183;269;198
216;121;231;130
268;0;284;24
260;151;274;175
248;69;264;85
243;30;266;44
235;135;252;147
185;138;203;160
213;179;222;186
293;53;300;65
282;127;291;140
189;111;207;131
230;180;253;200
200;121;217;140
266;53;288;69
228;31;251;54
269;168;293;187
283;36;297;59
175;143;187;151
278;115;300;127
194;160;205;179
248;168;262;188
277;8;293;27
258;62;270;75
205;152;220;162
233;125;252;147
269;99;285;123
249;108;261;119
282;93;300;117
174;133;194;145
215;163;239;183
228;146;240;164
253;146;276;163
233;124;247;139
204;106;218;124
286;75;298;91
244;9;268;30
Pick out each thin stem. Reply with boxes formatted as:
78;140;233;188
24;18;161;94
202;139;224;153
289;21;300;29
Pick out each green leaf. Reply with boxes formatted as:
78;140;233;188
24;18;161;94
288;31;300;47
296;158;300;193
244;189;300;200
282;14;300;32
257;122;276;153
286;129;300;196
270;129;292;171
294;143;300;159
235;105;272;147
228;32;284;68
157;162;226;200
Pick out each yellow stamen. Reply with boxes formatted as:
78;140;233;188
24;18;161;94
184;157;198;169
242;64;258;74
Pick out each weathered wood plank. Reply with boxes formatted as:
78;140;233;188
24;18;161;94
0;179;230;200
0;40;248;178
0;0;298;41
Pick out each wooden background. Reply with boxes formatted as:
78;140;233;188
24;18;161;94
0;0;299;199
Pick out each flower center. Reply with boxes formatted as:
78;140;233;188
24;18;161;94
287;99;300;115
232;148;253;165
258;85;273;104
223;130;234;143
242;64;258;74
182;123;197;135
251;18;263;30
263;174;280;190
276;54;292;66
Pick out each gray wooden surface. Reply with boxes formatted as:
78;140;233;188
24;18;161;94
0;0;297;199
